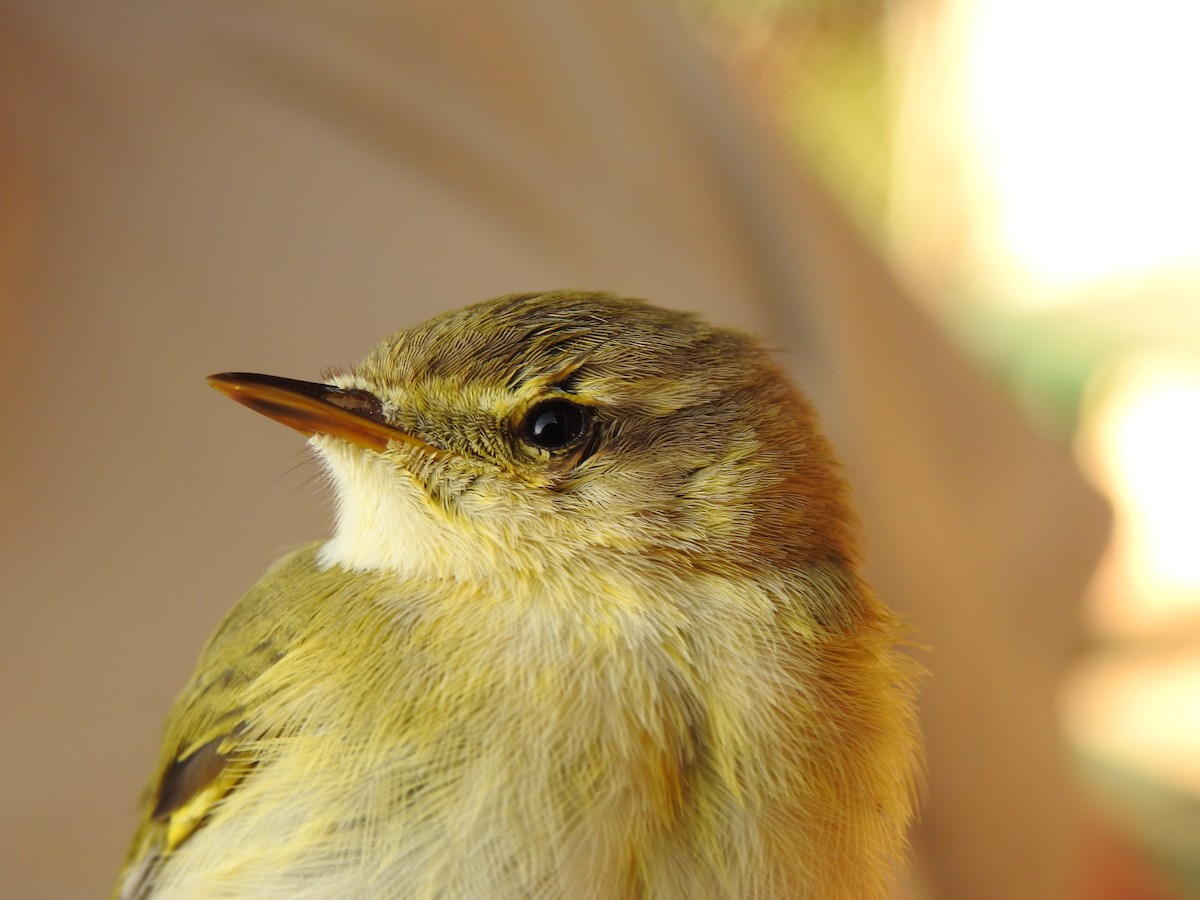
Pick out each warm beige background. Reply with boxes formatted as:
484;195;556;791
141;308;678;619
1;2;1107;897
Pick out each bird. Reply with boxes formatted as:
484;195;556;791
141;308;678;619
115;290;919;899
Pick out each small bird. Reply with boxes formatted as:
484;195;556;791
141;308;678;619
115;290;919;899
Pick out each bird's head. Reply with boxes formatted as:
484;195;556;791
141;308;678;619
211;291;858;587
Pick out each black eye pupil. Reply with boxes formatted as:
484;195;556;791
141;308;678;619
520;400;589;451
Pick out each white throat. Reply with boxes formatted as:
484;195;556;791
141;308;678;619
313;437;513;583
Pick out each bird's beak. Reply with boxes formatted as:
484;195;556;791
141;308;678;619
208;372;435;454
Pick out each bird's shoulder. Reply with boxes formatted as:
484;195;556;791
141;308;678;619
115;542;388;898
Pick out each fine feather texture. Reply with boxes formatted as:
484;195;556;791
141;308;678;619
117;291;920;899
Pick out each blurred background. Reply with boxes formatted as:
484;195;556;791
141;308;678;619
2;0;1197;896
681;0;1200;894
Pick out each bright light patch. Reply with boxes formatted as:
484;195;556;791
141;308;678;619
1082;353;1200;628
962;0;1200;299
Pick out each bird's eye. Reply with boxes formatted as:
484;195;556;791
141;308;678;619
518;399;591;452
